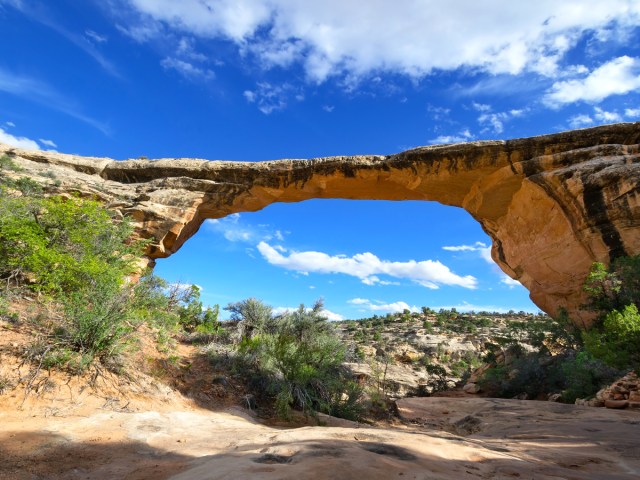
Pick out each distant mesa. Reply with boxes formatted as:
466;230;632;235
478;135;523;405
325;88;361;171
2;122;639;325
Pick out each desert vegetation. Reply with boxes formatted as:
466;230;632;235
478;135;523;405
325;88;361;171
1;158;639;422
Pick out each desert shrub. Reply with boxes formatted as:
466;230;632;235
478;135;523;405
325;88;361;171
560;352;622;403
225;297;273;341
231;299;363;420
424;363;449;393
584;256;640;312
0;194;142;294
0;154;20;171
580;255;640;370
582;304;640;369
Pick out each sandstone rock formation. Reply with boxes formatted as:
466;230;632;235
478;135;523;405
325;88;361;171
1;122;639;325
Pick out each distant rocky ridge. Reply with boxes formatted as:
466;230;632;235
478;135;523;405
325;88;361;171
1;122;639;324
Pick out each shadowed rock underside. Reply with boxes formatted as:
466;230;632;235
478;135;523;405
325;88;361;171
1;122;639;325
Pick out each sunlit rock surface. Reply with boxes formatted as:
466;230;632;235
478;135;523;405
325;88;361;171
2;122;639;325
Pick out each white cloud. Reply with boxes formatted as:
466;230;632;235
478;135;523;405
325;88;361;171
322;105;335;113
5;121;15;127
501;275;521;288
431;301;526;314
0;68;110;134
257;241;477;289
2;1;120;77
205;214;283;243
168;282;202;292
348;298;369;305
116;0;640;83
568;114;594;128
544;56;640;107
39;138;57;148
161;57;214;81
243;82;302;114
593;107;622;123
625;107;640;117
472;102;492;112
0;128;40;149
476;108;527;134
347;298;418;314
272;306;344;321
443;241;493;264
85;29;108;43
429;129;474;145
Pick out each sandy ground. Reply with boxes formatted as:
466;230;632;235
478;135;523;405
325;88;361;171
2;396;639;480
2;315;639;479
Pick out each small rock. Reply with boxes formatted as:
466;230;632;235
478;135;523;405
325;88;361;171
604;399;628;409
547;393;562;402
629;391;640;402
462;383;480;394
628;401;640;409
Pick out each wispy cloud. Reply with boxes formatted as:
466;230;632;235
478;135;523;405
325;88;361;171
4;1;121;78
161;57;215;81
258;241;477;289
85;29;108;44
205;214;284;243
243;82;304;114
443;241;493;264
0;68;110;134
38;138;57;148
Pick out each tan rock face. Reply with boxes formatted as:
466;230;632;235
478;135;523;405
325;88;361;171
2;122;639;325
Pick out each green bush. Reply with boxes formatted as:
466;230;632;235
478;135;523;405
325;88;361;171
582;304;640;369
0;194;142;294
231;299;363;420
561;352;621;403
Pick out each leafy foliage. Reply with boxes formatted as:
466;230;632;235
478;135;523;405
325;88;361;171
226;299;363;420
0;193;141;294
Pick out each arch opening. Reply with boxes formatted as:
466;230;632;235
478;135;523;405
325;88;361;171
153;199;538;320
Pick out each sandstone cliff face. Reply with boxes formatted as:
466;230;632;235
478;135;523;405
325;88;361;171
1;123;639;325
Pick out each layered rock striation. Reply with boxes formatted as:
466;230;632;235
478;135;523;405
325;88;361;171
1;122;639;325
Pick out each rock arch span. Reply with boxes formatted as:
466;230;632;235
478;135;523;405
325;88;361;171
2;122;639;325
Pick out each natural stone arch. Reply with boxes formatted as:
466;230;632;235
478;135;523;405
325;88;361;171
2;122;639;325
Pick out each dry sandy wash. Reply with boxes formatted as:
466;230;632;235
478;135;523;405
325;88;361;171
1;395;639;479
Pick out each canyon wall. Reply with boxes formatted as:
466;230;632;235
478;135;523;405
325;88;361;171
2;122;639;325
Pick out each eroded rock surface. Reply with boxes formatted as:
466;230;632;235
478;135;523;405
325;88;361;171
1;122;639;324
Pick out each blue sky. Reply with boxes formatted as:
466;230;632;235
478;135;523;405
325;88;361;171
1;1;639;319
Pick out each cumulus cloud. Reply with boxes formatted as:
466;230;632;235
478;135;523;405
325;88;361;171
348;298;418;314
0;128;40;149
257;241;477;289
593;107;623;123
568;113;595;129
544;56;640;107
272;306;344;321
116;0;640;83
429;129;474;145
625;107;640;117
501;275;522;288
